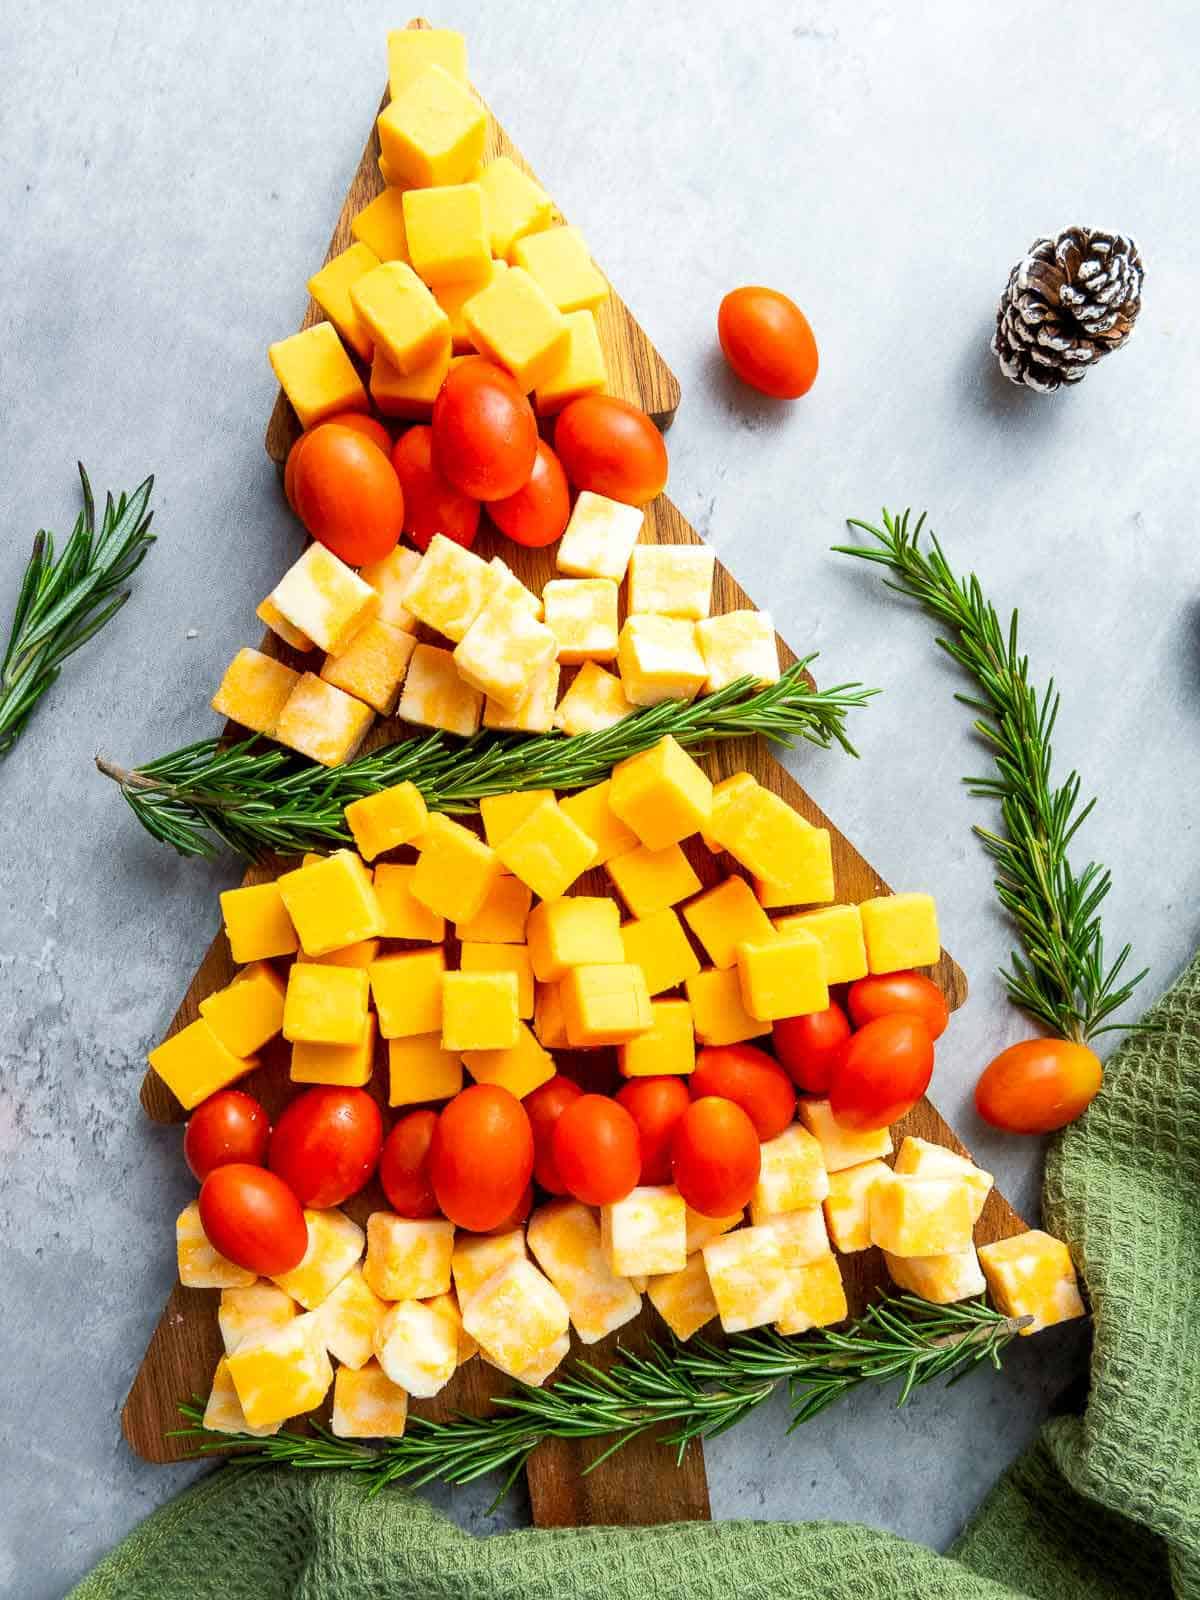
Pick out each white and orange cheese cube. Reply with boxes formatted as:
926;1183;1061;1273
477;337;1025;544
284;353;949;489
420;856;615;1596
313;1264;388;1369
884;1246;987;1305
627;545;714;620
401;534;493;643
275;673;375;768
556;491;643;582
869;1175;975;1259
256;595;316;653
452;1228;527;1307
495;1330;570;1387
600;1185;687;1278
977;1230;1085;1335
460;1257;570;1376
684;1206;743;1256
617;615;707;706
797;1098;893;1172
426;1289;479;1365
363;1213;454;1302
321;619;416;716
331;1359;409;1438
270;1207;365;1311
542;578;620;664
203;1357;282;1437
701;1224;791;1333
396;642;483;736
270;543;379;656
374;1299;459;1398
212;648;300;736
554;661;635;736
485;555;543;618
177;1202;256;1290
218;1282;298;1355
483;661;560;733
775;1254;849;1335
758;1206;831;1266
823;1160;892;1253
695;610;780;692
893;1136;994;1222
226;1312;333;1429
526;1199;642;1344
359;546;421;631
453;600;558;710
750;1125;829;1220
646;1253;720;1342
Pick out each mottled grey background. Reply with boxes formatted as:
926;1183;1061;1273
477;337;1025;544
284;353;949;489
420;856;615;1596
1;2;1196;1595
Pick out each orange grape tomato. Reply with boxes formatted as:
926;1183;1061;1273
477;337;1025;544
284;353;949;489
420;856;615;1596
431;357;539;502
828;1014;934;1132
553;395;668;507
688;1044;795;1141
523;1074;584;1194
183;1089;270;1181
847;972;950;1041
671;1096;761;1217
429;1084;534;1231
268;1086;383;1210
975;1038;1102;1134
390;425;480;551
772;1004;851;1095
198;1163;307;1276
551;1093;641;1206
615;1076;691;1185
717;287;818;399
291;422;405;565
486;438;571;548
378;1109;440;1218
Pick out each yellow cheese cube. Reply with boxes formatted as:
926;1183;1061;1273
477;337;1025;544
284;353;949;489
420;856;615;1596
364;1213;454;1301
199;962;286;1057
270;542;379;655
737;930;828;1021
534;309;607;415
869;1175;975;1258
554;661;634;736
452;1229;527;1306
462;1021;555;1099
369;948;447;1038
542;578;619;664
177;1201;256;1289
758;1206;831;1267
708;781;824;888
269;322;368;429
480;789;555;847
977;1230;1085;1334
823;1159;892;1252
860;893;941;972
203;1357;281;1437
453;598;558;708
345;781;429;863
754;833;836;909
463;266;569;391
512;225;608;312
434;259;506;353
403;183;490;287
256;595;316;653
278;851;384;957
610;736;713;851
331;1359;409;1438
526;1199;642;1344
495;795;597;901
619;909;701;996
373;863;446;942
533;981;567;1049
296;939;381;969
483;662;561;733
227;1313;333;1428
455;874;532;943
460;1257;570;1376
885;1246;987;1305
371;343;451;418
290;1012;377;1088
220;881;298;962
685;1206;743;1255
275;672;375;768
486;1329;569;1386
351;186;412;263
684;966;771;1047
695;610;780;693
556;491;643;581
307;241;380;361
646;1253;719;1342
606;842;701;919
774;905;867;984
893;1136;993;1222
219;1282;298;1355
359;546;421;632
460;942;534;1017
558;779;639;864
442;969;520;1051
775;1254;849;1335
700;772;757;853
150;1021;257;1112
797;1098;894;1172
618;998;695;1077
212;647;300;736
627;545;715;620
377;64;487;189
683;876;774;970
351;260;451;375
701;1225;791;1333
386;26;468;98
617;616;707;706
475;154;553;259
526;895;624;981
750;1125;829;1219
426;1288;479;1365
321;620;416;716
374;1299;459;1398
561;963;653;1047
485;555;542;618
271;1207;366;1310
601;1185;687;1277
388;1033;463;1105
411;813;502;924
396;642;483;734
402;534;493;642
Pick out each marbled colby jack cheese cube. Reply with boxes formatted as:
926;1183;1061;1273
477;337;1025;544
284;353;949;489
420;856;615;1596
177;1202;256;1290
218;1282;298;1355
313;1264;388;1368
601;1185;687;1277
554;661;635;736
374;1299;459;1397
270;1207;365;1310
627;545;714;620
452;1228;527;1307
270;543;378;655
758;1206;831;1267
401;535;492;642
775;1254;849;1335
977;1229;1085;1335
884;1246;987;1305
617;615;707;706
483;661;560;733
275;674;376;768
204;1357;282;1438
526;1199;642;1344
646;1253;720;1342
396;642;483;735
227;1312;333;1429
750;1125;830;1219
363;1214;454;1301
556;491;643;582
542;579;620;664
453;599;558;709
701;1224;791;1333
823;1160;892;1253
460;1257;570;1375
331;1359;409;1439
798;1098;893;1172
869;1175;975;1259
893;1136;994;1222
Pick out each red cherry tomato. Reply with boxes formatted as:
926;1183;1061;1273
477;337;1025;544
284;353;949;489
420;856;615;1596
183;1090;270;1181
717;287;819;399
523;1075;584;1194
290;423;405;565
829;1015;934;1131
283;412;390;511
379;1109;440;1218
553;395;668;506
615;1077;691;1185
975;1039;1102;1134
486;439;571;548
198;1163;307;1276
430;1085;534;1230
485;1180;534;1233
772;1004;852;1095
671;1097;761;1217
268;1087;383;1209
551;1094;641;1206
847;972;950;1041
689;1044;795;1141
431;357;538;501
390;425;481;551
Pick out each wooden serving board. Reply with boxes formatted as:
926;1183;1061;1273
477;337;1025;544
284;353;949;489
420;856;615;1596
123;20;1029;1529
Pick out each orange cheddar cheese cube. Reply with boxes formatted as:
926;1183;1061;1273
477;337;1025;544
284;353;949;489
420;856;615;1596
307;241;380;361
150;1021;257;1112
396;642;483;735
797;1097;894;1172
737;929;828;1021
386;26;468;98
278;851;384;956
463;265;569;391
556;491;643;582
204;1357;282;1438
695;610;780;693
977;1230;1085;1334
270;543;379;655
256;595;315;653
707;781;824;890
453;598;558;709
495;796;597;901
526;1199;642;1344
359;546;421;632
533;981;567;1048
344;781;428;863
884;1246;987;1305
554;661;635;736
869;1175;975;1259
290;1012;377;1088
403;183;490;286
775;1253;849;1336
684;966;771;1047
619;909;701;996
351;260;451;375
610;735;713;851
542;577;619;664
512;225;608;312
893;1136;993;1222
526;895;624;982
561;962;653;1047
455;874;532;944
617;615;707;706
483;662;561;733
683;876;775;970
860;893;941;972
388;1033;463;1105
220;881;298;963
296;939;381;969
646;1252;719;1342
275;673;375;768
619;997;695;1077
370;342;451;418
227;1312;333;1429
460;1257;570;1376
199;962;286;1057
269;322;368;429
433;258;506;352
411;813;502;924
751;1124;829;1219
331;1359;408;1438
270;1207;365;1310
212;647;300;736
219;1283;298;1356
369;948;446;1039
321;619;416;715
606;843;701;919
475;154;553;259
823;1159;892;1252
701;772;757;853
283;964;369;1048
534;308;607;415
558;779;639;864
401;534;493;642
372;864;446;942
480;789;555;847
701;1224;791;1333
462;1021;555;1099
754;831;836;910
459;942;534;1017
601;1185;687;1277
452;1229;527;1307
441;969;520;1051
374;1300;459;1398
774;904;867;984
364;1213;454;1302
377;64;487;189
177;1201;256;1289
627;545;715;620
351;186;412;263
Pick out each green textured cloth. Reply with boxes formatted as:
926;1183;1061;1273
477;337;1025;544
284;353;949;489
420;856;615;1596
72;957;1200;1600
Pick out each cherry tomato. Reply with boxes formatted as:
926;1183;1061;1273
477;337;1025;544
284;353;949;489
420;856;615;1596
390;425;480;551
829;1015;934;1131
430;1085;534;1230
268;1087;383;1209
847;972;950;1041
283;412;390;512
616;1077;691;1185
485;1181;533;1233
524;1075;584;1194
379;1109;440;1218
487;439;571;548
772;1004;851;1095
975;1039;1102;1134
551;1094;640;1206
198;1163;307;1276
671;1097;760;1217
553;395;668;506
291;423;405;564
432;357;538;501
717;287;819;399
183;1090;270;1181
689;1044;795;1141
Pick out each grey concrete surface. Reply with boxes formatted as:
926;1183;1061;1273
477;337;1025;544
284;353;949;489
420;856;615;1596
0;1;1196;1594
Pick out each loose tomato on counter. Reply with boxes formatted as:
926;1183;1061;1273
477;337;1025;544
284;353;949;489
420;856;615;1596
552;1094;640;1206
283;411;391;511
390;425;480;551
671;1096;761;1217
689;1044;795;1140
379;1109;440;1218
847;972;950;1041
289;422;405;565
975;1038;1102;1134
432;357;538;501
553;395;668;507
487;438;571;548
268;1086;383;1209
717;287;819;399
430;1084;534;1230
198;1163;307;1276
772;1004;851;1095
524;1074;584;1194
829;1014;934;1131
183;1089;270;1181
616;1076;691;1185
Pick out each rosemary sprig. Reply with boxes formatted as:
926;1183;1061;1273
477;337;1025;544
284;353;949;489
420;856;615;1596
97;660;878;861
172;1295;1023;1502
1;465;155;757
835;509;1148;1043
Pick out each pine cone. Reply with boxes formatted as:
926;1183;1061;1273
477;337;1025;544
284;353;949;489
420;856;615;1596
992;228;1143;392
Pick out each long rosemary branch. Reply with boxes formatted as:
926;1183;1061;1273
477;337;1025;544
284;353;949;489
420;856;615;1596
835;509;1148;1043
98;660;877;862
